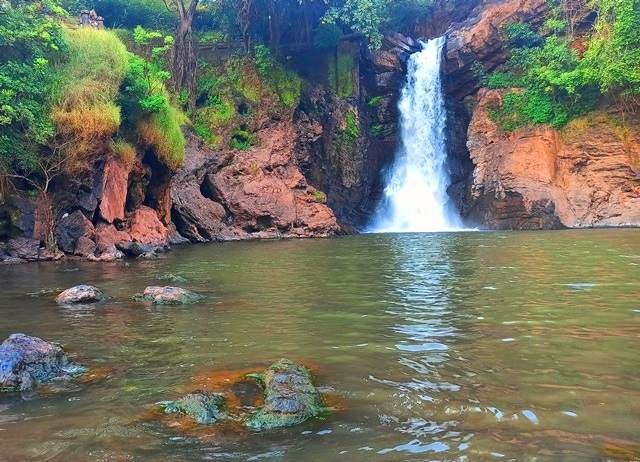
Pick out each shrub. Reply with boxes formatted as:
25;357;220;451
367;96;384;107
52;27;129;170
229;129;255;151
370;123;385;136
112;139;137;167
138;104;187;170
343;111;360;140
0;2;67;172
314;190;327;203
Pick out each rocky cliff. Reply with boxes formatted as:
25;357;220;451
440;0;640;229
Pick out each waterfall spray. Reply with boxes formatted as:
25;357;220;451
369;36;462;233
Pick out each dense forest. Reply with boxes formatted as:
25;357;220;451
0;0;639;255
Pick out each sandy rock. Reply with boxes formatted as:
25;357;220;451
245;359;325;430
0;333;85;392
56;285;104;305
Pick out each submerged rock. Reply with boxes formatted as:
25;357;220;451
160;391;227;424
0;333;85;392
138;286;204;305
55;285;104;305
245;359;325;430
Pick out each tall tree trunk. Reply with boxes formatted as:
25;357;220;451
170;0;199;108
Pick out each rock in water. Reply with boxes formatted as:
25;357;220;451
56;285;104;305
160;391;227;424
0;334;85;392
139;286;203;305
245;359;325;430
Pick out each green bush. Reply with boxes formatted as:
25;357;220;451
343;111;360;140
229;129;255;151
487;0;640;131
0;2;67;170
367;96;384;106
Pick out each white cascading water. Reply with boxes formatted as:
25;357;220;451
369;36;462;233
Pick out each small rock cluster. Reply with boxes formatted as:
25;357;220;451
160;358;326;431
1;284;328;432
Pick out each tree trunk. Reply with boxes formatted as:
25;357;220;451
170;0;199;108
37;193;56;251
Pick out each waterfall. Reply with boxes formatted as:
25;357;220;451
368;36;462;233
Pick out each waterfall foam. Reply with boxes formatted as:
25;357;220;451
368;36;463;233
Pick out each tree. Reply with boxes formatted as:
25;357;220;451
163;0;199;106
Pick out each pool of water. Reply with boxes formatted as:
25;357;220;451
1;230;639;461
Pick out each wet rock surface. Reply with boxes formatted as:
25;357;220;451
245;359;325;430
138;286;204;305
160;391;227;425
0;334;85;392
56;285;104;305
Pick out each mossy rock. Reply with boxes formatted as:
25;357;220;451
245;359;326;431
160;391;227;425
134;286;204;305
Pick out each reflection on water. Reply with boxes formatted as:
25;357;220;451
1;229;640;461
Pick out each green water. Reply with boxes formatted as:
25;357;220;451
1;230;639;461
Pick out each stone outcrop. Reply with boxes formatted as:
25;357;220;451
56;285;104;305
245;358;325;431
172;124;340;241
444;0;548;99
97;156;129;224
462;89;640;229
0;333;85;392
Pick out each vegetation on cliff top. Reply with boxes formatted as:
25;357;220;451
484;0;640;130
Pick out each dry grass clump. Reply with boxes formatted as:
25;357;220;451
52;27;128;172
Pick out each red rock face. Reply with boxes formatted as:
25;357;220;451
98;157;129;224
465;89;640;228
128;206;169;244
172;122;340;241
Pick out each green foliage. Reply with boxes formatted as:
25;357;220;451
503;22;543;48
52;27;129;169
0;1;67;171
313;23;343;49
370;123;384;136
488;0;640;131
138;103;186;169
323;0;390;50
253;45;302;108
328;51;355;99
367;96;383;106
60;0;177;29
229;129;254;151
580;0;640;97
314;190;327;203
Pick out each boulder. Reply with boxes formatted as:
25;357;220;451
138;286;204;305
74;236;97;257
6;237;41;261
56;285;104;305
0;333;85;392
55;210;95;254
160;391;227;424
245;359;325;430
128;206;169;245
